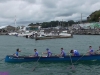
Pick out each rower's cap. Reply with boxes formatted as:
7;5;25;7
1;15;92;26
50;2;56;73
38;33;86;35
46;48;49;50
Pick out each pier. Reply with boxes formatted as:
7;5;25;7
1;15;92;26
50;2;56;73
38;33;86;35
70;29;100;35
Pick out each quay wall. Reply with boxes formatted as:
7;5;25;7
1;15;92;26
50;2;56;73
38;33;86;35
69;29;100;35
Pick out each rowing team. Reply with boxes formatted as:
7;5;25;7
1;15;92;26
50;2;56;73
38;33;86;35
13;46;100;57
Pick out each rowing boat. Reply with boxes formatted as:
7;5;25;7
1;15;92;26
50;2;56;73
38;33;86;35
5;55;100;63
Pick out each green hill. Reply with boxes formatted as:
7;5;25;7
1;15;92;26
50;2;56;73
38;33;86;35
87;10;100;22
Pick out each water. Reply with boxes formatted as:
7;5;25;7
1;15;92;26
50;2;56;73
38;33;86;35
0;35;100;75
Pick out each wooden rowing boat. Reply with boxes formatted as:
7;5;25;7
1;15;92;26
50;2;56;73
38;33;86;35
5;55;100;63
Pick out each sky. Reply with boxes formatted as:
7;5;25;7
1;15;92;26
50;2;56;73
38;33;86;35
0;0;100;26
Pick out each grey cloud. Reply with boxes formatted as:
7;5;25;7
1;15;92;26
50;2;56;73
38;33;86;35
56;13;73;17
0;0;10;3
0;0;100;26
41;0;58;8
17;20;33;25
22;0;36;4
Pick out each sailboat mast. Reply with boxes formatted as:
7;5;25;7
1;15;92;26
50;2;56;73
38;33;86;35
81;13;82;24
14;15;17;31
14;15;16;26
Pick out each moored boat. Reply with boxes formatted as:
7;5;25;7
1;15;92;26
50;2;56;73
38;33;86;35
5;55;100;63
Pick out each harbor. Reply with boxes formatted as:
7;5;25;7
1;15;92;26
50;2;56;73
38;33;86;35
1;22;100;37
0;25;73;40
1;22;100;40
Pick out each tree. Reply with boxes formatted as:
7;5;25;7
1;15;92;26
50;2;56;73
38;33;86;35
87;10;100;22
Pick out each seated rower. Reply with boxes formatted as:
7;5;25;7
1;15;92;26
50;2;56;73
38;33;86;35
13;48;21;57
58;48;66;57
42;48;52;57
70;50;79;56
88;46;94;55
94;46;100;54
29;49;38;57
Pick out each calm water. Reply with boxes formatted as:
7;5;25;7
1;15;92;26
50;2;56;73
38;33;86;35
0;35;100;75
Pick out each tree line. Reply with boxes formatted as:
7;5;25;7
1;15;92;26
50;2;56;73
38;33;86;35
28;10;100;28
28;20;88;28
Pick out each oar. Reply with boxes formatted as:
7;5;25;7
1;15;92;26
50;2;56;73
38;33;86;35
68;52;88;68
68;53;75;70
73;51;90;64
73;54;86;64
32;56;41;71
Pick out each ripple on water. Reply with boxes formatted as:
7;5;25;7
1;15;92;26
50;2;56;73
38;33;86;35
0;62;99;75
0;35;100;75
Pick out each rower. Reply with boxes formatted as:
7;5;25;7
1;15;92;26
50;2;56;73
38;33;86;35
70;50;79;56
94;46;100;54
59;48;66;57
13;48;21;57
34;49;38;57
29;49;39;57
42;48;52;57
88;46;94;55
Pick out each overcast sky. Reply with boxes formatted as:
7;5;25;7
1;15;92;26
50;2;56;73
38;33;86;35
0;0;100;26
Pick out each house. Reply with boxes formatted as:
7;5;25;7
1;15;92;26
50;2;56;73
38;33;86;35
5;25;16;32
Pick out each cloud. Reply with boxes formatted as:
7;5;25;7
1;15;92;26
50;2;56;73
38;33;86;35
22;0;36;3
0;0;100;26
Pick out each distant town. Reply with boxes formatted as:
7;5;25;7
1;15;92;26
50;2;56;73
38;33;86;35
0;10;100;40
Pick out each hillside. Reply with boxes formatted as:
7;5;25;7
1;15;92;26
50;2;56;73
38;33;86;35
87;10;100;22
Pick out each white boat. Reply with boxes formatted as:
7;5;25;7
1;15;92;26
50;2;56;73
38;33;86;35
8;32;18;36
17;31;34;37
38;30;71;37
59;30;71;36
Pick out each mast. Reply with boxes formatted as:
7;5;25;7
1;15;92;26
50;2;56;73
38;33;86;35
14;15;16;26
14;15;17;31
80;13;82;24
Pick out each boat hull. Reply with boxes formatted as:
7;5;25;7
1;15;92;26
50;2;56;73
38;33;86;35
5;55;100;63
